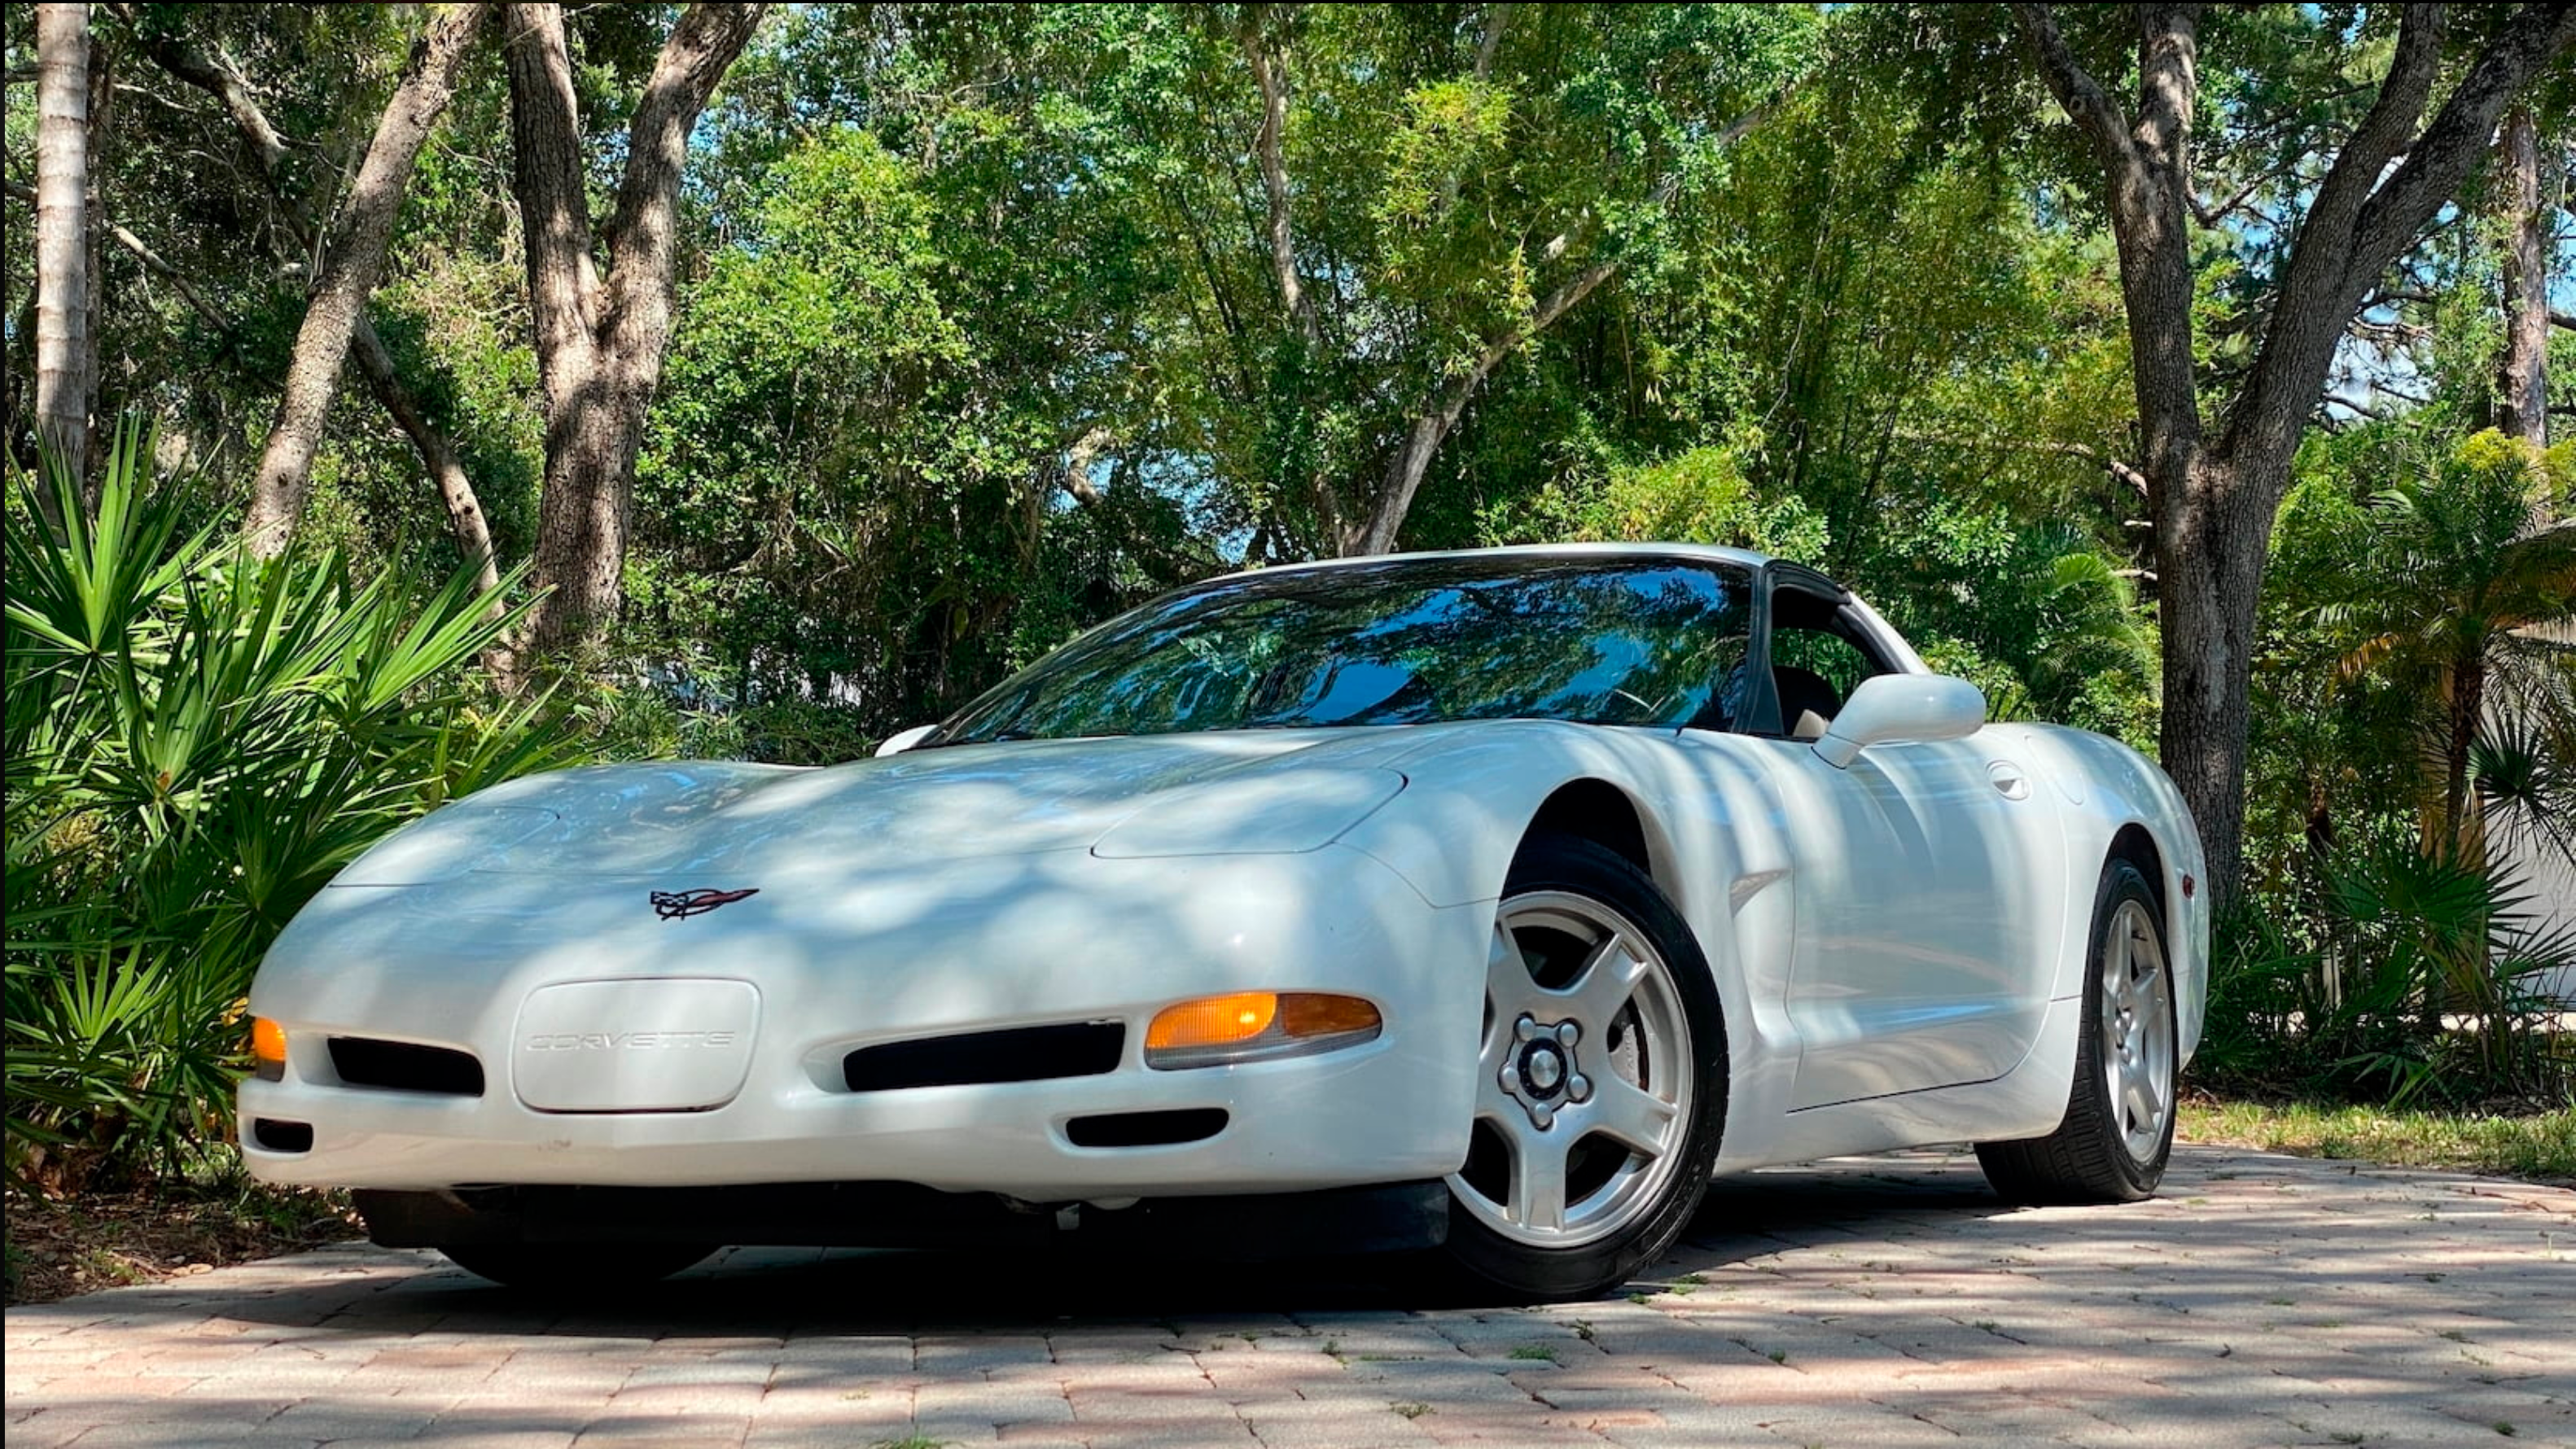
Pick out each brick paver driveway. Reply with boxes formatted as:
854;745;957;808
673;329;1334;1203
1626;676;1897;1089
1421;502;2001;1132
8;1145;2570;1449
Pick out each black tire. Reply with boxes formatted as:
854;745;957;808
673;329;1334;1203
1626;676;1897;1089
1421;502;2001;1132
1439;834;1727;1301
436;1241;717;1290
1977;856;2175;1205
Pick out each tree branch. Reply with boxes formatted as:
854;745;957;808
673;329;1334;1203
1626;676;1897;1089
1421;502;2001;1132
106;216;233;336
129;23;291;185
2302;2;2446;253
2226;4;2574;472
1473;3;1510;81
1893;429;2153;504
2012;4;2137;175
1236;7;1316;343
599;3;766;291
2354;4;2576;271
136;4;506;620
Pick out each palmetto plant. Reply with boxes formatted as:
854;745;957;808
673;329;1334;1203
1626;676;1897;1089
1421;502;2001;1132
2328;435;2576;862
3;423;583;1189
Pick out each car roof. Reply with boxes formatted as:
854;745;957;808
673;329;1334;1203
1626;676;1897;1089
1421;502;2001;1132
1191;541;1819;591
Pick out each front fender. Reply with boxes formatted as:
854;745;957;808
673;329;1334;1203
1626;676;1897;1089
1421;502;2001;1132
1336;722;1803;1167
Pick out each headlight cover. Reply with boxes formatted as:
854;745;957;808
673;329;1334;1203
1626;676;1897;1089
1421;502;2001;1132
331;804;559;886
1090;767;1405;859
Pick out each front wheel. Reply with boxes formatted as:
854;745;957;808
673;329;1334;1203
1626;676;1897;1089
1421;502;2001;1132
1977;857;2175;1204
1441;834;1726;1301
436;1241;717;1290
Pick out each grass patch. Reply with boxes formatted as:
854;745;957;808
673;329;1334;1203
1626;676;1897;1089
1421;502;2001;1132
1507;1343;1558;1363
2179;1097;2574;1185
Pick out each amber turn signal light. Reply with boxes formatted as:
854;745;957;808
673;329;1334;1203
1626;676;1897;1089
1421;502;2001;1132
1146;992;1277;1050
1143;992;1382;1068
251;1017;287;1082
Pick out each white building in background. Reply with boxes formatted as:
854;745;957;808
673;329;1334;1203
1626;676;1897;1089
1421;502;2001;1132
2501;616;2576;1006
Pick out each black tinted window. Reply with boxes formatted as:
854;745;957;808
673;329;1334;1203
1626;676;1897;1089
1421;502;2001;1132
936;557;1755;743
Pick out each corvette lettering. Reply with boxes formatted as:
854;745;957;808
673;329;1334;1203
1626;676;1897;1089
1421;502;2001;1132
524;1030;738;1052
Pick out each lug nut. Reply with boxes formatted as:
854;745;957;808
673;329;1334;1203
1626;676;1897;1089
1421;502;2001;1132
1554;1021;1580;1048
1566;1073;1592;1103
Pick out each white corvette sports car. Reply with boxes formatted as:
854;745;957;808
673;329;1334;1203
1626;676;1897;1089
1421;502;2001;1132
242;544;2207;1300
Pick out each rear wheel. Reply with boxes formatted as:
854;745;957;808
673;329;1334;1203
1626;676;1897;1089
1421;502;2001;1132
436;1241;716;1290
1441;834;1725;1301
1977;857;2175;1204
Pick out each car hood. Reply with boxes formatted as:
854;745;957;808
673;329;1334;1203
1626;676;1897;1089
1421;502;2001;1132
336;727;1444;886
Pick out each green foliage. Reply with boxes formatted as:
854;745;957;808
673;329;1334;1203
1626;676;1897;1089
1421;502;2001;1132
2201;844;2575;1109
3;427;583;1188
1478;439;1831;561
2213;430;2576;1110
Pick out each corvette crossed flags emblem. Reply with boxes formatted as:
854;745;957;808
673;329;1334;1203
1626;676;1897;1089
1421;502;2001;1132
650;887;759;921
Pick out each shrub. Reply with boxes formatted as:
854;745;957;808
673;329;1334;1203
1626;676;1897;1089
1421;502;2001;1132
2201;842;2575;1108
3;425;585;1190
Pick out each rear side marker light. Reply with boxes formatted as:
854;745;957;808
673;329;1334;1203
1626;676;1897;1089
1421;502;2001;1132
251;1018;287;1082
1143;992;1382;1069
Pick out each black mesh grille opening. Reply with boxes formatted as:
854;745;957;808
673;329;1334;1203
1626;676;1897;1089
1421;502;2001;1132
1065;1109;1229;1149
843;1022;1124;1092
329;1038;486;1097
252;1118;313;1153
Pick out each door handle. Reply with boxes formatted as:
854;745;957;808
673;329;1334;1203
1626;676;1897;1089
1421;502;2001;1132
1987;761;2031;800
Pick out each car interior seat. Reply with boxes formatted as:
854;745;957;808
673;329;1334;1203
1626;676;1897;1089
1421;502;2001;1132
1773;664;1842;741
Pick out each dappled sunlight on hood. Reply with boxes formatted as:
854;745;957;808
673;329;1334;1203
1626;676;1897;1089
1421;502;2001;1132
338;727;1439;885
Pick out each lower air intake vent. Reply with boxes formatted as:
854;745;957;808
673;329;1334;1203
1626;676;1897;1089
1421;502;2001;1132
843;1022;1124;1092
1065;1109;1229;1149
329;1038;486;1097
251;1118;313;1153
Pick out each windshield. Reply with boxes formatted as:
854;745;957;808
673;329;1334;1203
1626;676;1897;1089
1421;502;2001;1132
933;555;1755;744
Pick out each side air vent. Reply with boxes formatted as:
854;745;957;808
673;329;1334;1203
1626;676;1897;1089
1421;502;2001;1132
1065;1109;1229;1149
843;1022;1124;1093
329;1038;487;1097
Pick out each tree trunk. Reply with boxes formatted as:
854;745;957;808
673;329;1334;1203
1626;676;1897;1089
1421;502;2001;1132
506;2;767;662
33;2;90;506
242;2;489;557
2442;650;2487;860
2496;105;2548;447
79;31;110;484
2153;452;2271;913
2015;2;2576;916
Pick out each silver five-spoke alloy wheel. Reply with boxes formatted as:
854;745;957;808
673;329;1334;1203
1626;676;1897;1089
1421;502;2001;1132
1448;890;1694;1249
2100;896;2173;1164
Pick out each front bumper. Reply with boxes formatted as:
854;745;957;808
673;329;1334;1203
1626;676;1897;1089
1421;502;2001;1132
354;1178;1452;1257
240;845;1489;1201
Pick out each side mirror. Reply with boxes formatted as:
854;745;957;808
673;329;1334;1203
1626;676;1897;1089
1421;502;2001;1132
874;724;939;759
1812;674;1986;768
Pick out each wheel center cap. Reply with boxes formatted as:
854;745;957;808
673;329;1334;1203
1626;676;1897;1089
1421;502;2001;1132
1522;1041;1566;1095
1500;1014;1595;1129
